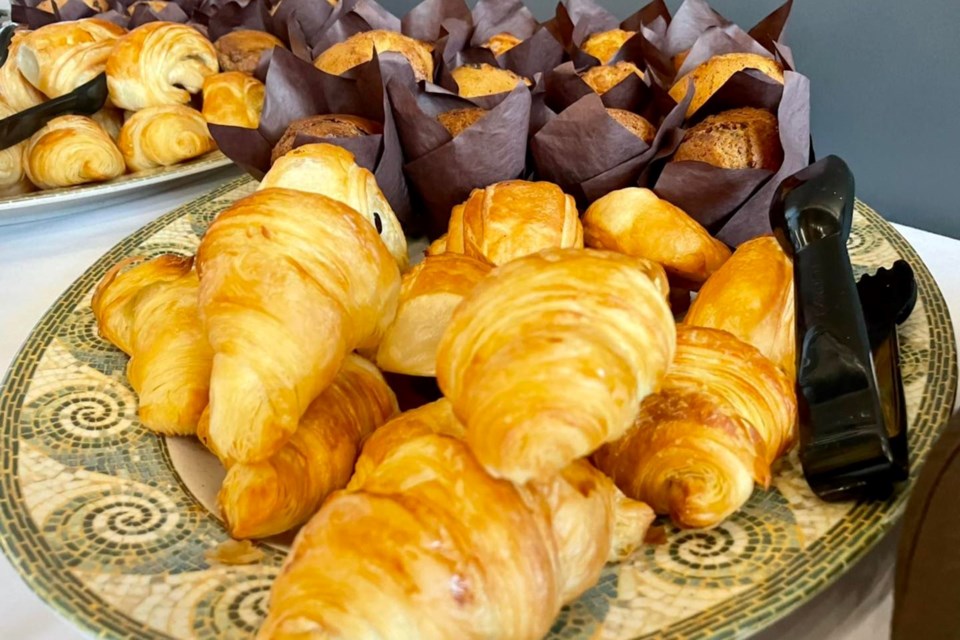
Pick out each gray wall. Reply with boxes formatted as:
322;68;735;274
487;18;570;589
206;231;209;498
384;0;960;238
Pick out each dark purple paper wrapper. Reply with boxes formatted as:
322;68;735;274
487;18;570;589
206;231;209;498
389;80;531;239
12;0;207;30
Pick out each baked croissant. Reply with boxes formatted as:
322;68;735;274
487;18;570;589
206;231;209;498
91;254;212;436
106;22;219;111
0;31;47;111
17;19;126;99
24;115;125;189
436;248;676;483
594;325;797;528
216;355;397;539
118;104;217;172
0;102;34;197
196;188;401;463
685;235;795;378
258;403;654;640
92;108;124;141
201;71;264;129
583;187;732;288
446;180;584;266
376;253;493;377
258;143;407;268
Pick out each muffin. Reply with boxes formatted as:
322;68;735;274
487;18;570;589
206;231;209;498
270;114;382;164
436;108;488;137
581;29;636;64
673;107;782;171
314;30;434;82
482;33;522;57
607;109;655;144
669;53;784;118
581;61;644;95
451;63;531;99
215;30;286;75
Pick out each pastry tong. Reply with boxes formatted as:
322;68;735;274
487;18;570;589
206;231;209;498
771;155;916;501
0;23;109;151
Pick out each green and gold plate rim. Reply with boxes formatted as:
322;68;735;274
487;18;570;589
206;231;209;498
0;176;956;640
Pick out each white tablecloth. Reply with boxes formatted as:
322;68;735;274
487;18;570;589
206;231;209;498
0;175;957;639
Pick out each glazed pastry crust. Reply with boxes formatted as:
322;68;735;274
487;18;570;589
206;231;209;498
24;115;125;189
314;30;434;81
118;104;216;172
581;29;636;64
451;63;530;99
0;102;34;196
258;143;407;268
214;29;284;75
201;71;265;129
106;22;219;111
0;31;48;111
435;248;676;483
670;52;784;118
583;187;732;287
446;180;583;265
196;187;401;464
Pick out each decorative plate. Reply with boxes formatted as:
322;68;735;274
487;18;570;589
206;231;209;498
0;177;956;640
0;152;234;227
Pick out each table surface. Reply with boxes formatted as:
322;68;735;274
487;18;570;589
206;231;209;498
0;173;957;640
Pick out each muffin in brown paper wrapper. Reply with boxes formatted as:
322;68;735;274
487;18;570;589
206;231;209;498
209;46;416;230
13;0;205;30
388;80;531;239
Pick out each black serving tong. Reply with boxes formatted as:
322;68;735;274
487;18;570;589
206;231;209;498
771;155;915;501
0;23;18;68
0;72;109;150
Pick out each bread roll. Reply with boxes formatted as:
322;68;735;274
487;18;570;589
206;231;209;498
607;108;655;144
0;103;34;197
201;71;264;129
435;107;487;137
17;19;126;99
106;22;219;111
446;180;583;265
118;104;216;171
0;31;46;111
214;29;285;75
376;253;493;376
581;60;643;95
314;30;434;82
258;143;407;268
37;0;109;13
669;52;784;117
673;107;783;171
451;63;530;99
581;29;635;64
270;114;381;165
582;187;731;287
24;115;125;189
482;32;522;57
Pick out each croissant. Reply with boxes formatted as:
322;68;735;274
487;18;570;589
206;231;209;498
258;143;407;268
0;31;46;111
201;71;264;129
196;187;401;463
446;180;584;266
425;234;447;256
117;104;216;172
0;103;34;197
17;19;126;99
685;235;796;379
258;403;654;640
24;115;126;189
376;253;493;376
91;255;212;436
594;325;797;528
106;22;219;111
216;355;397;539
92;108;124;141
436;248;675;483
583;187;732;288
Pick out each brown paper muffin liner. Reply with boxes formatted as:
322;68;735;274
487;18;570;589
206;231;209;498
13;0;205;30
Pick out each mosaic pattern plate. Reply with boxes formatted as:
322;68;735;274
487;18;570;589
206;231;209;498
0;177;956;640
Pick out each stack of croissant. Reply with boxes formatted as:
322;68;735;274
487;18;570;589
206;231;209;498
92;127;798;636
0;19;281;195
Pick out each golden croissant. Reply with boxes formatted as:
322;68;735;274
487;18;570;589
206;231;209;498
685;235;795;379
216;355;397;539
92;108;124;142
106;21;219;111
196;187;401;464
376;253;493;377
583;187;732;288
91;254;212;436
200;71;264;129
0;30;47;111
24;115;126;189
436;248;676;483
259;143;407;268
17;19;126;99
0;102;34;196
118;104;217;172
446;180;584;265
594;325;797;528
257;402;654;640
